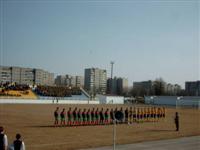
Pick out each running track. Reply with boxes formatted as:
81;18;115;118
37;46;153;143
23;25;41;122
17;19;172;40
81;136;200;150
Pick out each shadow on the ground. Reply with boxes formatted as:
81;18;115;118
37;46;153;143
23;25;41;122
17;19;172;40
147;129;174;132
25;125;175;132
25;124;115;128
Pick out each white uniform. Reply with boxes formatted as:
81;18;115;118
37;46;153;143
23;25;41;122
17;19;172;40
9;141;25;150
0;133;8;149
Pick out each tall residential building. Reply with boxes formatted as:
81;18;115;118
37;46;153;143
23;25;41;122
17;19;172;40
76;76;84;87
84;68;107;95
0;67;12;83
133;80;154;91
185;81;200;96
133;80;154;95
107;77;128;95
20;68;34;85
117;77;128;95
54;75;66;85
107;77;118;94
55;74;84;87
0;66;54;85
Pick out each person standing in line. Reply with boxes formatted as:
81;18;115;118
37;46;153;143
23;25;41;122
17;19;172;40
119;107;124;124
13;134;25;150
0;126;8;150
87;109;91;125
95;108;100;125
124;108;128;124
60;108;66;126
133;107;136;123
162;107;166;120
82;109;86;125
104;108;109;125
157;107;161;122
77;109;82;126
114;107;118;124
91;108;95;125
150;107;154;122
140;108;143;122
128;107;133;124
174;112;179;131
72;107;78;126
143;108;147;122
54;107;59;127
153;107;156;122
147;107;150;121
110;108;114;124
67;107;72;126
114;107;118;117
99;108;104;125
137;108;140;123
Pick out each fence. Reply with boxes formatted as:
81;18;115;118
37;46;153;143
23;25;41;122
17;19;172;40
0;99;99;104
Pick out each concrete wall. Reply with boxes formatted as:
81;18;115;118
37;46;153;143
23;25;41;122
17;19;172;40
97;95;124;104
106;96;124;104
0;99;99;104
144;96;200;107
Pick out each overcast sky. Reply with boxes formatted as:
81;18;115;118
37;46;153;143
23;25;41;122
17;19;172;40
0;0;199;88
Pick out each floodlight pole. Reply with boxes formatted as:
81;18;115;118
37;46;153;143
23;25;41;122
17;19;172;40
110;61;114;94
111;61;114;79
113;119;116;150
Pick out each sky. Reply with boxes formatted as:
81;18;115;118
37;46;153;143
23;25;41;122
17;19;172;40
0;0;199;88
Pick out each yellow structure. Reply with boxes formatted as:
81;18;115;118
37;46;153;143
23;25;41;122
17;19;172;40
0;90;38;99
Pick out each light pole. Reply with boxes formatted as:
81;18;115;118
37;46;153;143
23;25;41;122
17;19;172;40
110;61;114;94
113;119;116;150
112;111;124;150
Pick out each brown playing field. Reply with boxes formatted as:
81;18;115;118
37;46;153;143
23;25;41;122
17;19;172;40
0;104;199;150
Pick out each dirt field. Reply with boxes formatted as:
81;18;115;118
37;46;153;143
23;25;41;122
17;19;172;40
0;104;199;150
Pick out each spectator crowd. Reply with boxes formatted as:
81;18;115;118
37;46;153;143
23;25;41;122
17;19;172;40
34;85;82;97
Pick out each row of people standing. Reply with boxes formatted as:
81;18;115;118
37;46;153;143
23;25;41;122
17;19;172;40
54;107;111;126
126;107;165;124
54;106;166;126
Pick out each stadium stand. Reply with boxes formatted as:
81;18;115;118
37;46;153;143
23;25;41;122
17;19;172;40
34;85;81;97
0;83;87;100
0;83;37;99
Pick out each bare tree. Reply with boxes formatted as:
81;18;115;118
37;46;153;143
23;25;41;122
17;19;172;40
153;78;166;95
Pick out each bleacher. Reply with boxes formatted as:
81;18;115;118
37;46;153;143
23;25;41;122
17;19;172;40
0;83;89;100
0;83;37;99
34;85;81;97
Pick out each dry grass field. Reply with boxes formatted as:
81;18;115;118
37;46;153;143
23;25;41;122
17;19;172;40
0;104;199;150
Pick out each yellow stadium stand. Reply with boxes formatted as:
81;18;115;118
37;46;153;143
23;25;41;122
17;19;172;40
0;90;38;99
